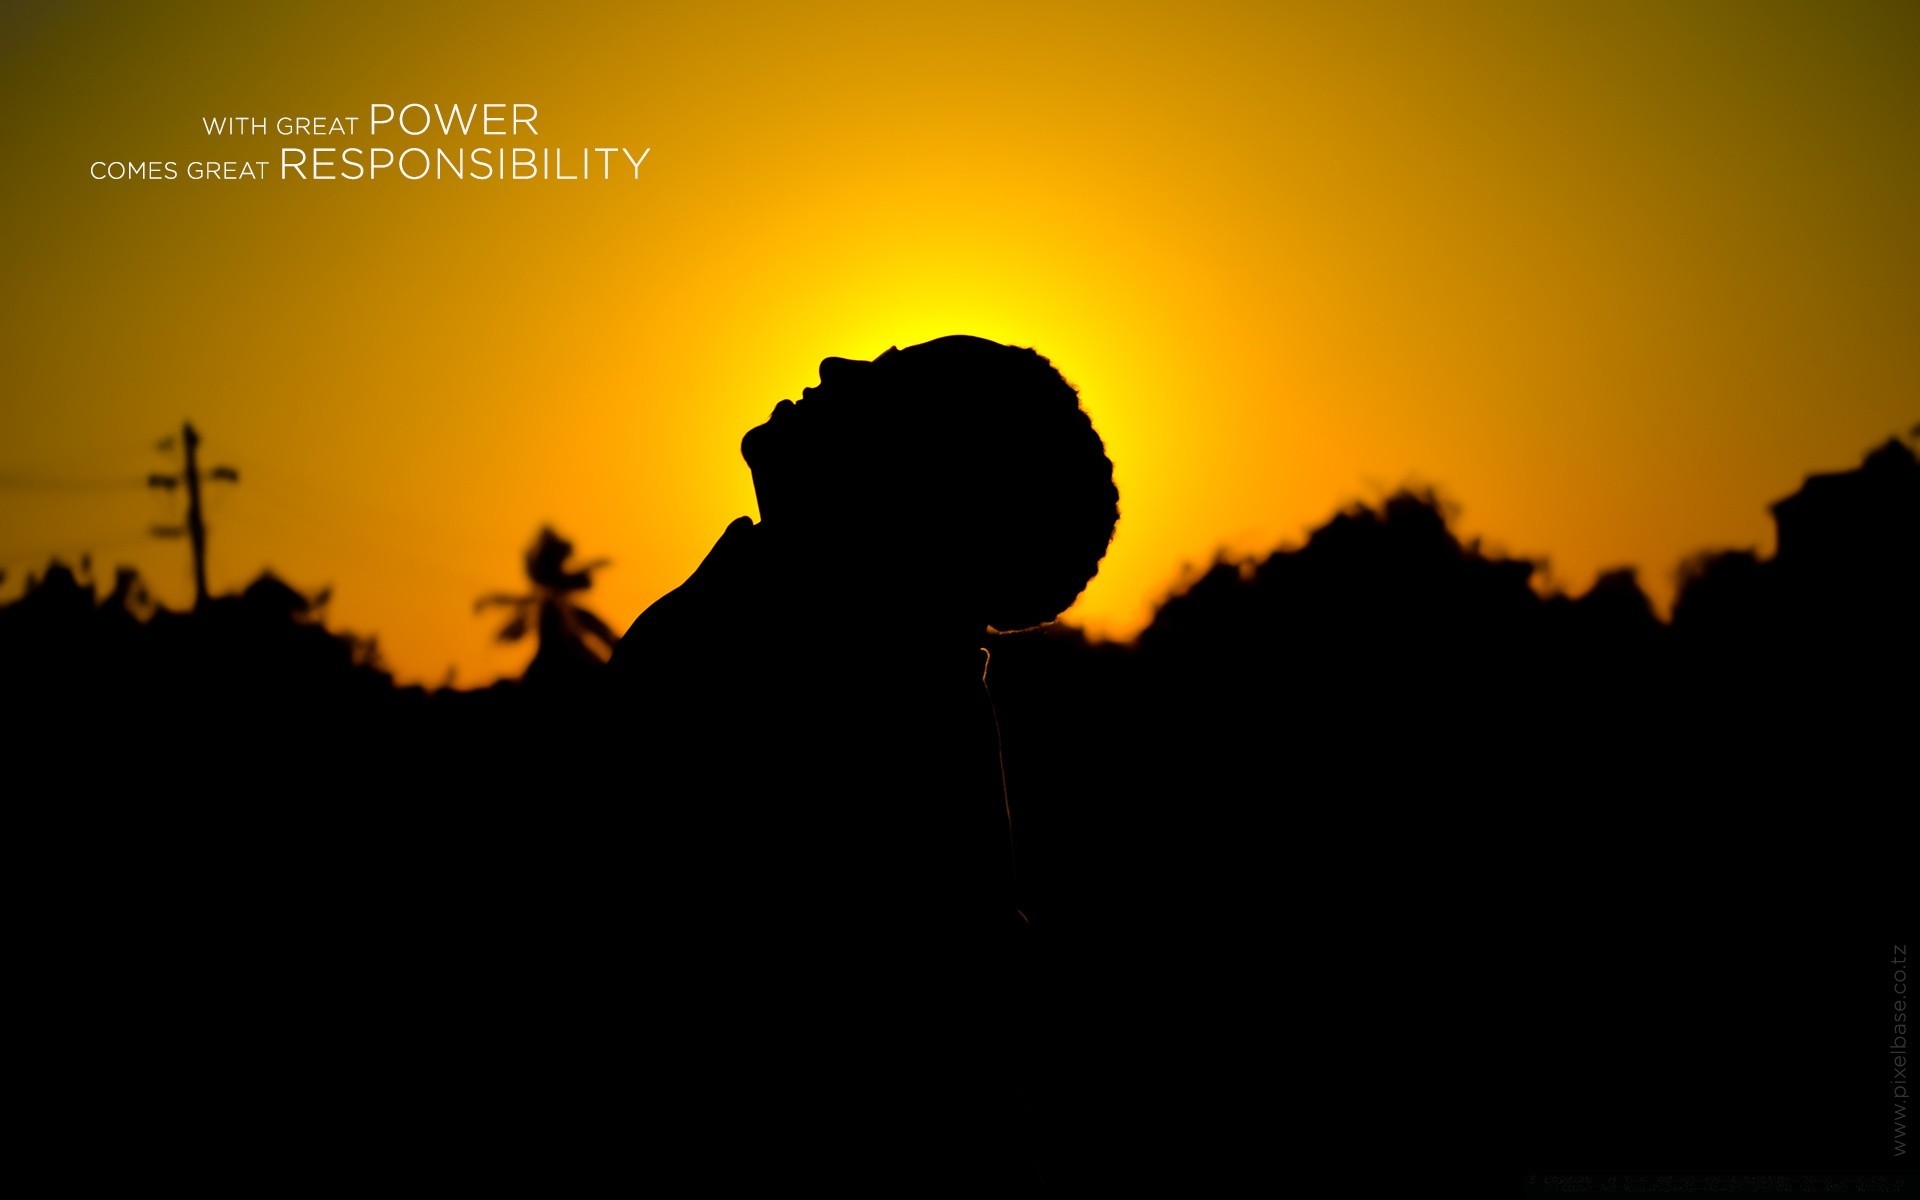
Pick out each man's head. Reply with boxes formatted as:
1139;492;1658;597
741;335;1118;633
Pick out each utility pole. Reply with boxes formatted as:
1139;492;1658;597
150;421;239;610
181;422;209;607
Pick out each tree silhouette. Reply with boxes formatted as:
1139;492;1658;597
475;526;617;684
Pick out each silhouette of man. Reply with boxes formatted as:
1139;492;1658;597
607;334;1117;1182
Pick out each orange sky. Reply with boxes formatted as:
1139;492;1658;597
2;1;1915;686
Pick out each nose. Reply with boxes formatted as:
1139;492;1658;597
816;356;870;388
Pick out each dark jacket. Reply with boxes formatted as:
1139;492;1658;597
609;515;1021;940
606;517;1035;1182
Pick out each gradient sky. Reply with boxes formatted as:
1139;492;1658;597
2;0;1915;685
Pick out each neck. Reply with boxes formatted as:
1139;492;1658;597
754;521;987;655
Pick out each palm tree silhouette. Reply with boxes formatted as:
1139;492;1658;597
477;526;617;683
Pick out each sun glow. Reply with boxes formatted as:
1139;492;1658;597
3;1;1916;684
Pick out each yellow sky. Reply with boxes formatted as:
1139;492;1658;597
2;1;1915;685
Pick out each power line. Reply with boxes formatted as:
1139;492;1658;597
208;437;512;562
0;475;148;492
222;487;497;594
0;530;159;569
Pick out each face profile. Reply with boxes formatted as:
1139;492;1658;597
740;334;1120;634
740;350;901;532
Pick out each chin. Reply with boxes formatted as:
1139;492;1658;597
740;419;775;468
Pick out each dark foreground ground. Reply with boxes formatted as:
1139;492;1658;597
5;438;1915;1186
